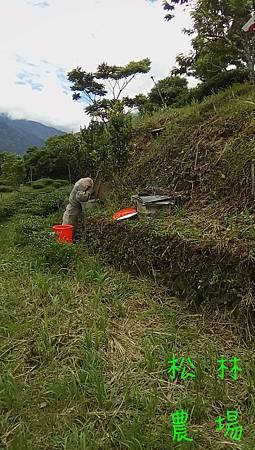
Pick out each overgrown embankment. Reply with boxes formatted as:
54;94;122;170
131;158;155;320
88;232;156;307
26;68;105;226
124;83;255;207
84;210;255;316
83;83;255;313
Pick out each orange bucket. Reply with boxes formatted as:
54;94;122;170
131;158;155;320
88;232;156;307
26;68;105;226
52;224;73;244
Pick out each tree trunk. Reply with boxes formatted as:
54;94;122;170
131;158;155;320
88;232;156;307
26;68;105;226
67;164;71;184
248;60;255;83
242;43;255;84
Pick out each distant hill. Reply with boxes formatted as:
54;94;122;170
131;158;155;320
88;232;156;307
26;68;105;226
0;114;65;154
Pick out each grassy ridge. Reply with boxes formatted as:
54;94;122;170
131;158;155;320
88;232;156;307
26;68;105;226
83;211;255;319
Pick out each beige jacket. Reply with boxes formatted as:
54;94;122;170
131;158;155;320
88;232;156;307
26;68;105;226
62;177;94;226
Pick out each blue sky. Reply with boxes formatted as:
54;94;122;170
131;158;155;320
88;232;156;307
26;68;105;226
0;0;193;131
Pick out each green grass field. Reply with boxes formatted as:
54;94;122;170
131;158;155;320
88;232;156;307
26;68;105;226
1;190;255;449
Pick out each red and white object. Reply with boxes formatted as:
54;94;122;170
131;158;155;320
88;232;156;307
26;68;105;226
242;15;255;33
112;207;138;221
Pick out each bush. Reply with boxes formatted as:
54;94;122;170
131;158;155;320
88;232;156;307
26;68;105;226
30;178;69;190
31;178;54;189
0;185;14;193
189;69;250;102
0;186;70;222
32;182;48;190
0;177;15;185
51;179;69;188
0;203;16;221
53;179;69;185
25;189;69;216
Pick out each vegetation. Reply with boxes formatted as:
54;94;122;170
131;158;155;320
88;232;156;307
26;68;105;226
28;178;69;190
125;83;255;205
1;1;255;447
165;0;255;83
68;58;151;121
0;186;70;222
0;152;26;188
1;187;255;449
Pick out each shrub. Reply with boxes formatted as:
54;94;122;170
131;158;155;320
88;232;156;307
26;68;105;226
0;185;14;193
0;177;15;185
189;69;250;102
30;178;69;190
32;182;48;190
0;203;16;221
52;180;69;188
31;178;53;189
0;187;70;221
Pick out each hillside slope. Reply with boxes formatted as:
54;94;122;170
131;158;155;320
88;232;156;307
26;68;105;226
82;83;255;318
0;114;65;154
124;83;255;209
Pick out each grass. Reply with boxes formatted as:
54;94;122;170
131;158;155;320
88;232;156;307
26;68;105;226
124;82;255;209
1;191;255;449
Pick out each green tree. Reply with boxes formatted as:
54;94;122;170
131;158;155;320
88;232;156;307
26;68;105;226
1;153;26;187
162;0;192;21
107;102;133;170
148;76;189;107
24;135;88;182
23;146;43;181
68;59;151;120
80;121;111;174
123;94;157;115
170;0;255;83
43;134;84;182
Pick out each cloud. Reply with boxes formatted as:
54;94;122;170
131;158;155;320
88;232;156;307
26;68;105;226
15;70;44;91
0;0;193;131
15;55;37;67
56;68;71;95
25;0;50;8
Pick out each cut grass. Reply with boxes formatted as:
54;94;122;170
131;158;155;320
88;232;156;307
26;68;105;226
1;215;255;449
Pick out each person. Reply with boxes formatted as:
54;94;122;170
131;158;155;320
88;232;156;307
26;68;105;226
62;177;94;233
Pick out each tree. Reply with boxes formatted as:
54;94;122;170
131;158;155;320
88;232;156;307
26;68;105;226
148;76;189;107
43;134;84;182
1;153;26;187
123;94;157;115
24;135;87;182
23;147;42;181
169;0;255;83
162;0;192;21
107;102;133;170
79;121;112;176
68;59;151;120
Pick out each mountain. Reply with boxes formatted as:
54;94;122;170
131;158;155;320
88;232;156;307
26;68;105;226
0;114;65;154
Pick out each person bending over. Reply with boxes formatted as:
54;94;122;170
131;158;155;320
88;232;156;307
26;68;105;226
62;177;94;233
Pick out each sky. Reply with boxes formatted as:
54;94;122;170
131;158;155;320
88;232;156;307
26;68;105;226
0;0;193;132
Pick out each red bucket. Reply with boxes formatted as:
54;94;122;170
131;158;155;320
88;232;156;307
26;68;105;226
52;224;73;244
